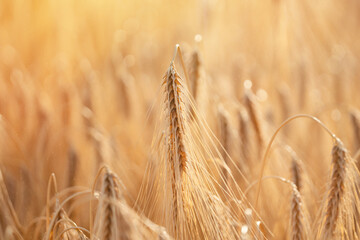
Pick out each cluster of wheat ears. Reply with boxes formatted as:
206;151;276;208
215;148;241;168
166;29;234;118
1;0;360;239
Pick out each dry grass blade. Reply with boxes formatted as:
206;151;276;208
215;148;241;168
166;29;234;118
113;65;132;118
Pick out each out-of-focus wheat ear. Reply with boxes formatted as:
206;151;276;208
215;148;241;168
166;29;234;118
322;139;348;239
350;109;360;154
217;105;231;188
65;145;78;215
80;61;96;140
277;83;292;125
291;156;302;193
60;87;72;128
114;68;132;118
244;89;264;156
90;129;108;173
188;50;201;103
333;72;344;106
238;108;250;163
164;61;188;236
109;46;132;118
67;145;78;188
296;61;307;110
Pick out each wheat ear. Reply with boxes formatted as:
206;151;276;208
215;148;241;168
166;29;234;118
102;170;116;240
291;157;302;192
95;168;130;240
218;105;231;188
323;139;347;238
244;89;264;154
164;61;188;236
350;109;360;153
290;184;305;240
290;158;306;240
67;145;78;188
238;109;249;163
189;50;201;102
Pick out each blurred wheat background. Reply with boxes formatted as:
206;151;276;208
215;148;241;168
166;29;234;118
0;0;360;239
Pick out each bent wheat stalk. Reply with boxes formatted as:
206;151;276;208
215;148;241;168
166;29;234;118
255;114;337;210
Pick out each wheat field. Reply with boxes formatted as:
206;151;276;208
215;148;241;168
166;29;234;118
0;0;360;239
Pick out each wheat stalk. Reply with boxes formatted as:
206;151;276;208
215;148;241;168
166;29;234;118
114;66;132;118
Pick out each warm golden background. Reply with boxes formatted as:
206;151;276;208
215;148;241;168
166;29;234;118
0;0;360;239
